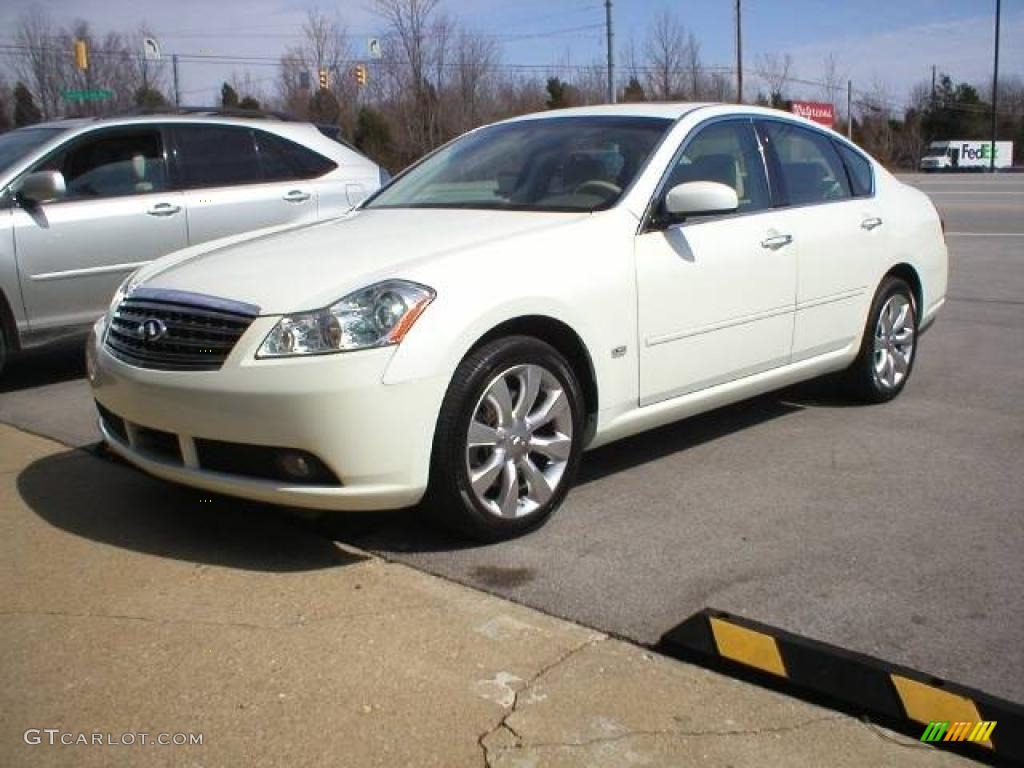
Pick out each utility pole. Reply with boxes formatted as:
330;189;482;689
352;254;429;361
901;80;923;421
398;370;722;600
990;0;1001;173
605;0;615;103
735;0;743;103
930;65;936;105
846;80;853;140
172;54;180;106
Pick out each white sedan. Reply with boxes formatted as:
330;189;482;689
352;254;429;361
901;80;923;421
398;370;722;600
88;103;948;540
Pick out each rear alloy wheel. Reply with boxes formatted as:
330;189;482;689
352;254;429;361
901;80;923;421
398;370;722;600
845;276;918;402
427;336;584;541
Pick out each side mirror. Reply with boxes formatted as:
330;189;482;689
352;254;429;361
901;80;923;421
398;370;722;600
663;181;738;221
18;171;66;205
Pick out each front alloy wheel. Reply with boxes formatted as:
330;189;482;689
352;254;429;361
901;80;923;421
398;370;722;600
466;364;574;519
427;336;584;541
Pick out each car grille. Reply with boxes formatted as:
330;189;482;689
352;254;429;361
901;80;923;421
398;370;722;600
105;287;260;371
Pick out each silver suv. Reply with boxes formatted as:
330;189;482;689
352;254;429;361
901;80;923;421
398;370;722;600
0;110;384;374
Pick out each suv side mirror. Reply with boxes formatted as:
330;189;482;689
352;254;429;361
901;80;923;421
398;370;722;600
18;171;66;205
663;181;738;221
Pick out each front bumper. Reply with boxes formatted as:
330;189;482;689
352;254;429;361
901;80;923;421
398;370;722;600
87;317;448;511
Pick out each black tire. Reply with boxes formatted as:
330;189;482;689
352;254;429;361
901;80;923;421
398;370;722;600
844;276;918;403
425;335;585;542
0;322;8;379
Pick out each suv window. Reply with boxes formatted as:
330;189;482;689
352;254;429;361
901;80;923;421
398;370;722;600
761;121;851;205
255;130;337;181
36;129;168;200
662;120;770;215
834;141;873;197
174;125;262;188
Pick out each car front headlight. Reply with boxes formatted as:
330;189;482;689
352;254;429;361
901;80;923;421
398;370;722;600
257;280;435;358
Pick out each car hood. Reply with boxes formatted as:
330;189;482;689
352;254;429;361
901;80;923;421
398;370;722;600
137;208;590;315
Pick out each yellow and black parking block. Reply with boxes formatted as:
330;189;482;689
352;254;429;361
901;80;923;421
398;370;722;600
656;608;1024;766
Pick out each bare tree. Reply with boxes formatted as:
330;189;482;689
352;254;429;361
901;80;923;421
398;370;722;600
682;30;703;99
706;71;736;103
13;7;64;119
644;10;687;101
451;29;498;131
373;0;446;159
276;10;356;127
758;52;793;107
819;53;845;118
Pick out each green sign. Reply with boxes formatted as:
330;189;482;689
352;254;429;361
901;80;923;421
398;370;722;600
61;88;113;102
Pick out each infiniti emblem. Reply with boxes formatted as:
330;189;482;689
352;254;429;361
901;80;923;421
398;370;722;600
138;318;167;342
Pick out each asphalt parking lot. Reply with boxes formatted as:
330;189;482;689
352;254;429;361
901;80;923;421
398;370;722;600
3;172;1022;707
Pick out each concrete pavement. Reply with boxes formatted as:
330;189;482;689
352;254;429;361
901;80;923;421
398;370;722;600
1;424;973;767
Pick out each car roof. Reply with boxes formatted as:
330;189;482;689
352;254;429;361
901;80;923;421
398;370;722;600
500;102;713;124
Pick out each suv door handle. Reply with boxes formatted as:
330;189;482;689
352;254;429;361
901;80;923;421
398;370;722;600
761;234;793;250
861;217;883;231
283;190;311;203
146;203;181;217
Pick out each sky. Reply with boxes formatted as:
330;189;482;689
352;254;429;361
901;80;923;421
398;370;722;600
1;0;1020;110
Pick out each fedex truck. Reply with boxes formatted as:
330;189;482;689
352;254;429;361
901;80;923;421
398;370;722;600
920;140;1013;171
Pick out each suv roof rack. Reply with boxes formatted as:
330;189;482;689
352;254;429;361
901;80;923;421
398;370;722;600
113;106;298;121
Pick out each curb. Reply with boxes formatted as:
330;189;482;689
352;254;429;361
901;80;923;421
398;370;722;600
656;608;1024;767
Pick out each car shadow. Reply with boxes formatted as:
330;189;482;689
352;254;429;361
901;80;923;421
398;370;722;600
16;376;852;564
17;446;364;572
327;379;846;555
1;336;88;393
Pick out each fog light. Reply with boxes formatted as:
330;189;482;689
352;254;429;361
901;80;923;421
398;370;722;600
278;452;312;479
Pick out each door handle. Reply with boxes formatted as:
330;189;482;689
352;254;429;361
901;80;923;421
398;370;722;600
146;203;181;217
283;190;311;203
761;234;793;250
861;217;883;231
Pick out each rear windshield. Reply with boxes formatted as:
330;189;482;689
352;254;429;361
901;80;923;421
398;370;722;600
0;127;66;176
366;116;672;212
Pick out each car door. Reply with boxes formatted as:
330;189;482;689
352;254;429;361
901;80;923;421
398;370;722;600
11;125;187;333
756;120;883;362
635;119;796;406
171;124;319;244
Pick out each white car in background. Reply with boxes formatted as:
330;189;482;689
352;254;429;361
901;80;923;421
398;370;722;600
88;103;948;540
0;109;384;374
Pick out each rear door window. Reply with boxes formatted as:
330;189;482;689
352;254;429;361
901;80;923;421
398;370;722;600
254;130;337;181
174;125;262;188
834;141;874;197
760;121;851;206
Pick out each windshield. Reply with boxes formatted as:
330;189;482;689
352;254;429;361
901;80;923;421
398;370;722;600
367;116;672;212
923;146;949;158
0;127;65;176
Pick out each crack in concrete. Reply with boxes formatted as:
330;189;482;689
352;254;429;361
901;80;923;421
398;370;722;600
506;713;846;754
0;604;435;631
478;633;606;767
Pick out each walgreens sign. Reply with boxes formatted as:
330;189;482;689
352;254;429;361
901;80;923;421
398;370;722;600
789;101;835;128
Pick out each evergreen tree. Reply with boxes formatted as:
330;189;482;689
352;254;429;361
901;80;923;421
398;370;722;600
623;77;646;103
546;77;568;110
134;87;168;109
13;83;42;127
354;106;393;169
221;83;240;108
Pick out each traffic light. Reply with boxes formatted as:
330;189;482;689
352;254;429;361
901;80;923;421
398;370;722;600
74;39;88;71
318;68;328;90
354;64;367;87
